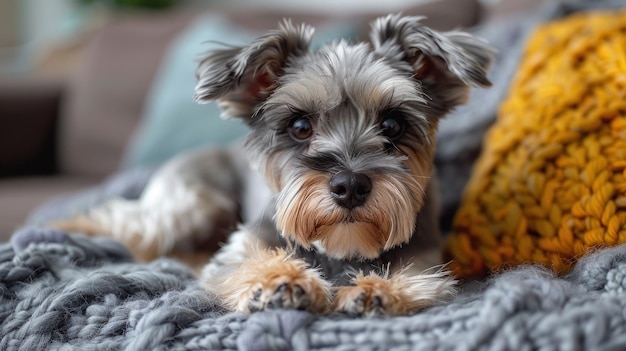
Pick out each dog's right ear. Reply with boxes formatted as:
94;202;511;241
194;20;314;121
370;14;493;118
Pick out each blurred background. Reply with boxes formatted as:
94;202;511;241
0;0;547;238
1;0;474;77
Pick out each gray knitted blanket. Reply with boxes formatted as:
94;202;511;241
3;226;626;350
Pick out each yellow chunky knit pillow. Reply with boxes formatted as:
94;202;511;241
445;11;626;278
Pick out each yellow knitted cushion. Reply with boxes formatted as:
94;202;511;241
445;11;626;278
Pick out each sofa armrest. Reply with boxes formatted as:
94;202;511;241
0;78;65;177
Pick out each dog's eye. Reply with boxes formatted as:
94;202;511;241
380;115;405;140
288;117;313;141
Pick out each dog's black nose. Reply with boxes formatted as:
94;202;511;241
329;171;372;209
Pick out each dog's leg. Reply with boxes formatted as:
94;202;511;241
201;228;331;313
50;147;243;261
332;265;456;317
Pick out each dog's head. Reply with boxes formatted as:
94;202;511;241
194;15;492;260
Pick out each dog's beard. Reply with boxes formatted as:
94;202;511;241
274;168;426;260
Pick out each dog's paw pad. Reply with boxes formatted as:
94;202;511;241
245;277;327;313
214;250;331;313
333;271;457;317
248;282;307;311
333;285;395;317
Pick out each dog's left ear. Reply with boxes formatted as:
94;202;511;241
194;20;314;121
370;15;493;117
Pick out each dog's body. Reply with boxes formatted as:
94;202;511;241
53;15;492;317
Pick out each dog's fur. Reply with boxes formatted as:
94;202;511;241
52;15;492;317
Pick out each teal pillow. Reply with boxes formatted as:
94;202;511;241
123;15;357;168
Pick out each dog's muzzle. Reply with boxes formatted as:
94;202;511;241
329;171;372;209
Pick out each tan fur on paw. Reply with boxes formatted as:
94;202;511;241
333;270;457;317
49;216;161;262
49;216;106;237
216;249;331;313
333;274;406;317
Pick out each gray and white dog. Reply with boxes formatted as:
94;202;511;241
54;14;492;317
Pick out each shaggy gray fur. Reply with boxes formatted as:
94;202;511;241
3;226;626;350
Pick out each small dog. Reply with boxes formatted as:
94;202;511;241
53;14;492;317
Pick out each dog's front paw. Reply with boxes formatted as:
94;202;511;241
333;270;457;317
212;249;331;313
333;284;389;317
247;278;318;312
333;275;405;317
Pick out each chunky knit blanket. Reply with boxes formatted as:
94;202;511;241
3;227;626;350
9;1;626;350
